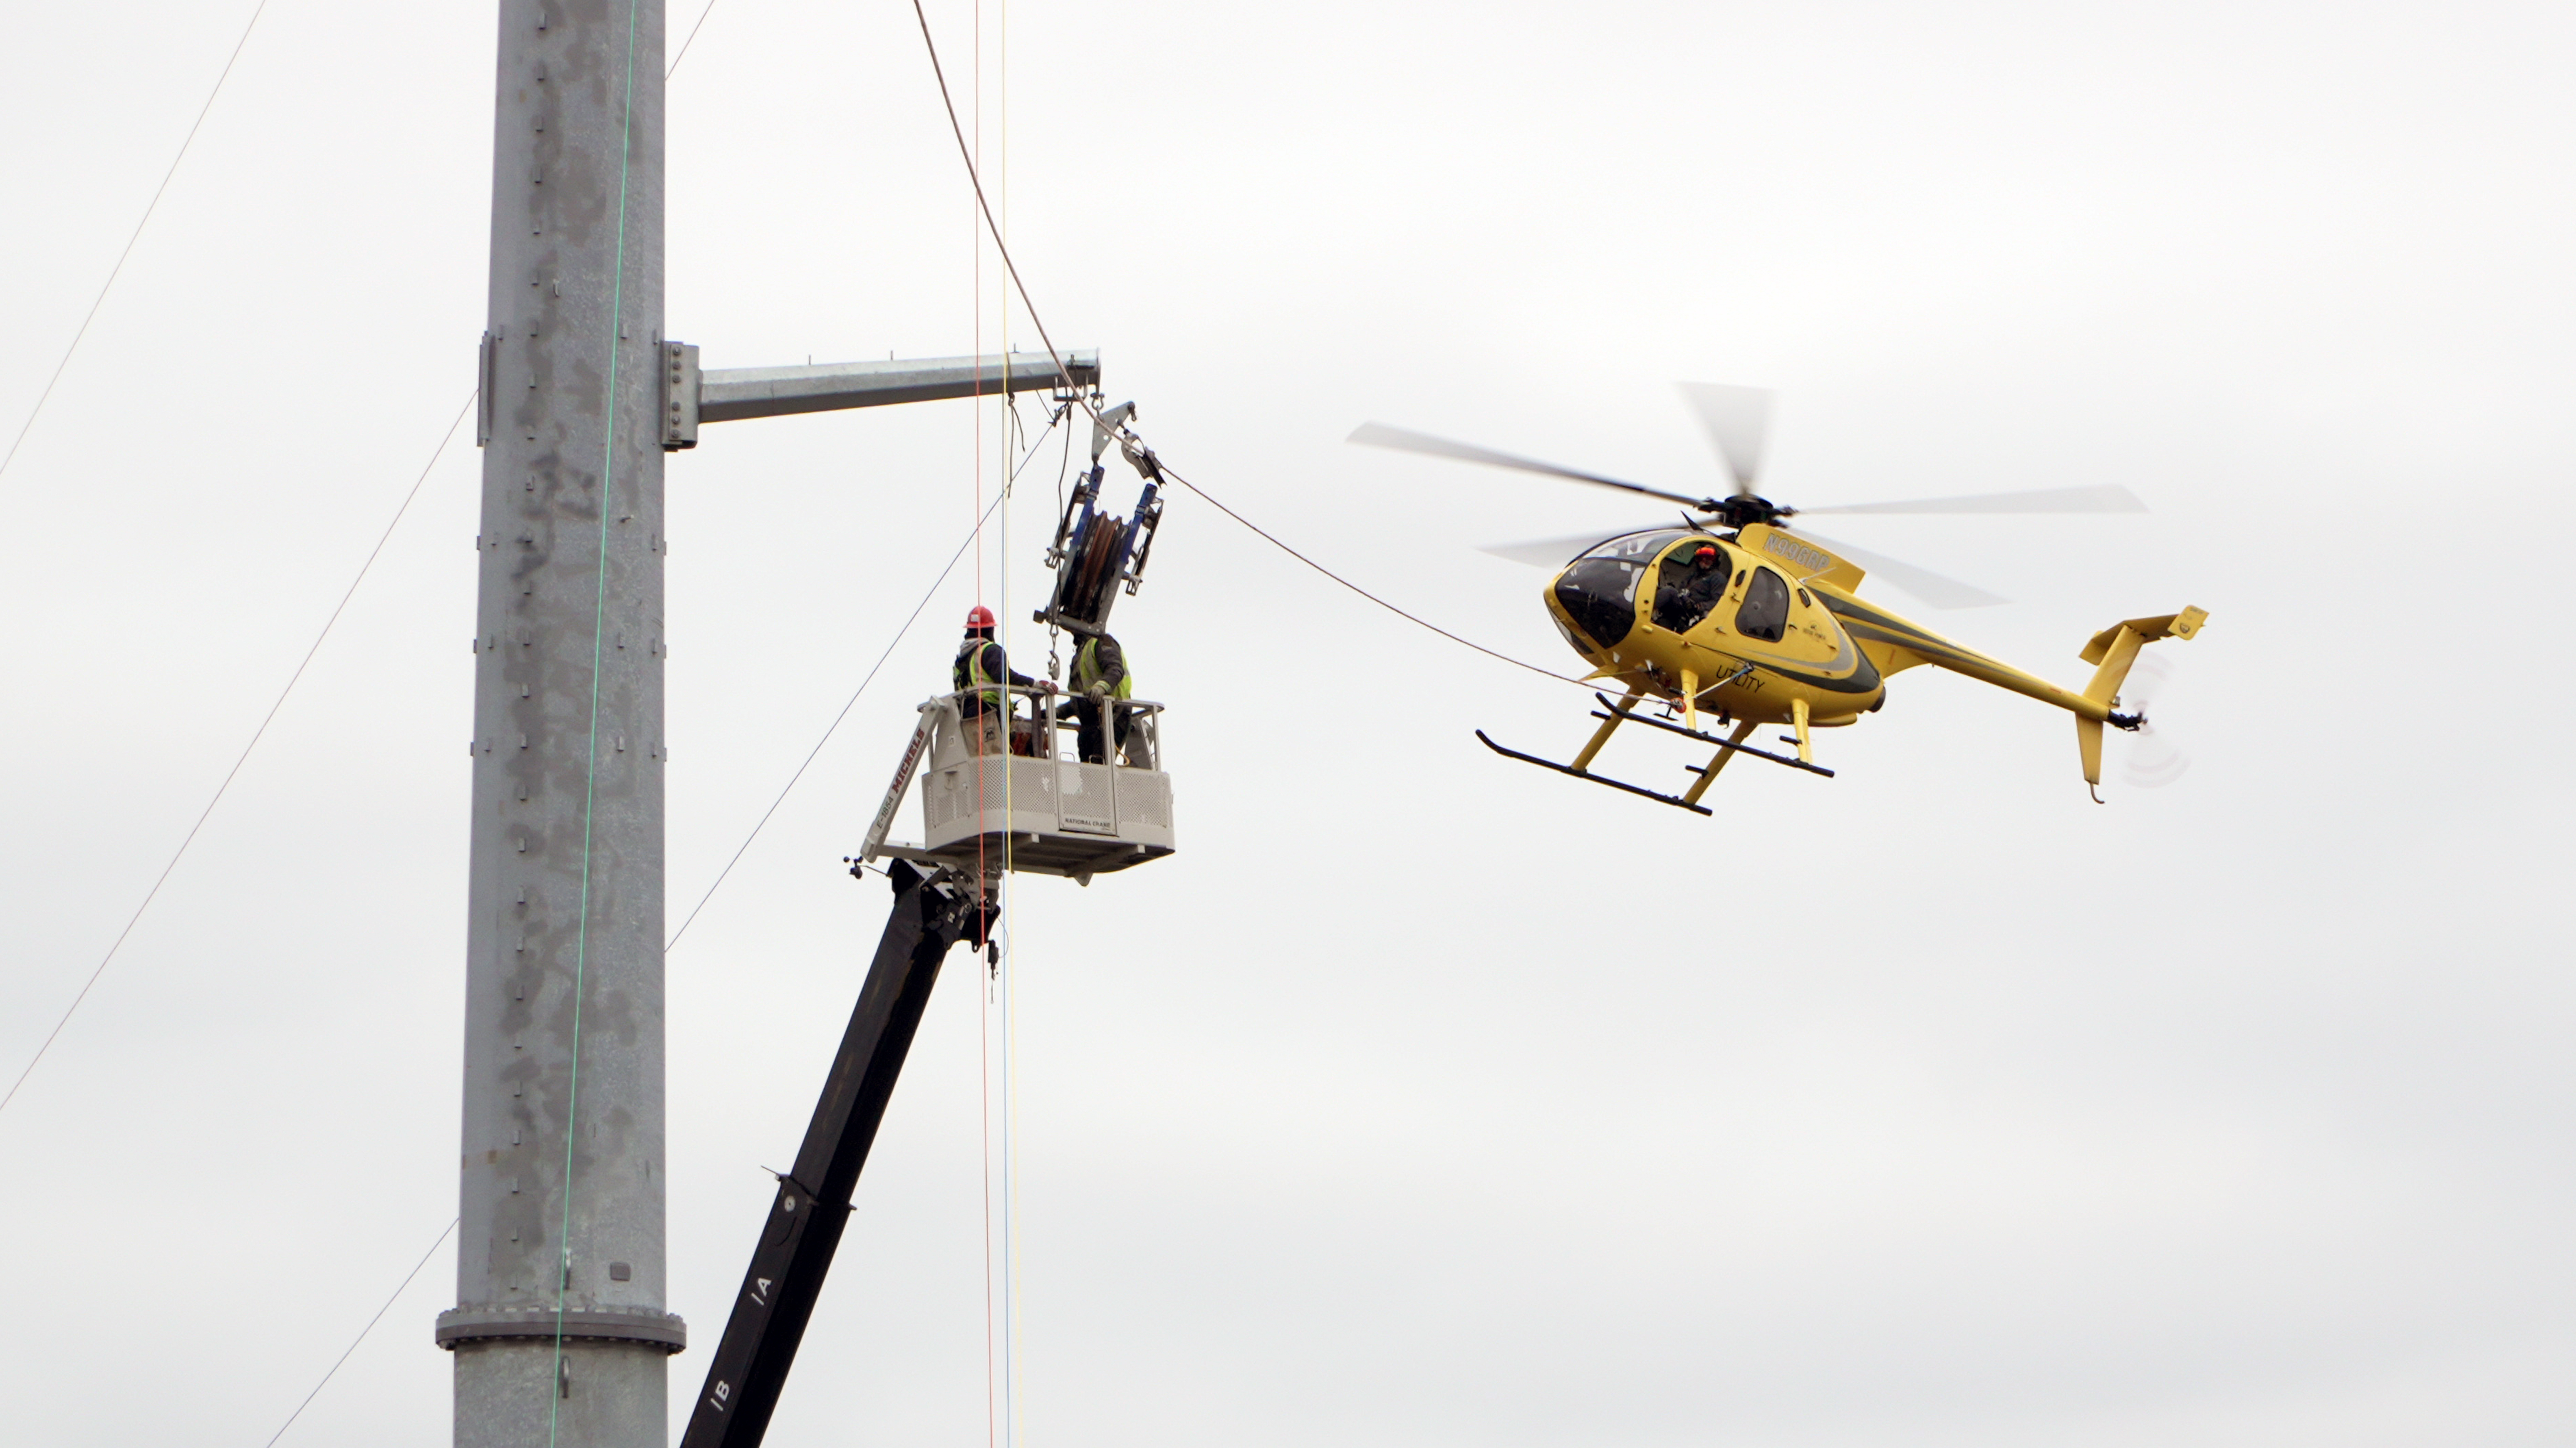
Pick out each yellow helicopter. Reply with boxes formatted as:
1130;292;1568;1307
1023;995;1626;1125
1350;384;2207;809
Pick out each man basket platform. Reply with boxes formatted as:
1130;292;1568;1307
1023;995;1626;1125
859;683;1174;884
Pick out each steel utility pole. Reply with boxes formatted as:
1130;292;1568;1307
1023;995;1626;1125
435;1;683;1444
433;3;1094;1443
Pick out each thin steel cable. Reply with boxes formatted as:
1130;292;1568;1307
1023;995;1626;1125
0;389;477;1120
9;0;730;1112
660;413;1063;955
969;20;1003;1444
0;0;275;486
1001;759;1027;1448
1163;473;1584;686
660;493;993;952
547;2;646;1439
260;1217;460;1448
912;11;1575;1435
667;0;723;78
994;20;1024;1441
8;0;740;1114
901;0;1582;693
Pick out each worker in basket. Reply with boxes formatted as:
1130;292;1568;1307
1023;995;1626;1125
954;605;1036;758
1057;629;1134;766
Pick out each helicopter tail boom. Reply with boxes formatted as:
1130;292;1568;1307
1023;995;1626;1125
1815;585;2094;713
1815;585;2208;792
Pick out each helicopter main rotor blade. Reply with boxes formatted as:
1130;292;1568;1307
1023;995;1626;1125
1480;518;2008;610
1674;382;1773;498
1783;526;2011;610
1475;527;1667;568
1796;484;2147;516
1348;423;1717;510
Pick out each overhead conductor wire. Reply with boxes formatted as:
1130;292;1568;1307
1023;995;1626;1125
0;389;477;1119
260;1217;460;1448
30;26;730;1441
666;0;724;78
961;8;1003;1447
996;11;1031;1443
664;419;1063;952
906;3;1603;1438
0;0;275;486
545;0;646;1441
11;0;733;1122
901;1;1588;1438
899;0;1581;694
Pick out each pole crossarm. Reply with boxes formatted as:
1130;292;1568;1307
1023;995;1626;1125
660;346;1098;448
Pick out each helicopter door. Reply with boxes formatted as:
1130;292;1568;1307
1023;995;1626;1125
1736;567;1790;642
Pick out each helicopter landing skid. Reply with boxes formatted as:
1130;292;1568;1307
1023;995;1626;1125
1588;697;1837;779
1475;731;1714;816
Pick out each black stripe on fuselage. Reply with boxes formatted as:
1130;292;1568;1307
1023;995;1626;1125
1815;593;1996;671
1752;648;1883;695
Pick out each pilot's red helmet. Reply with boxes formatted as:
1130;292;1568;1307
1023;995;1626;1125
964;604;996;634
1693;544;1719;566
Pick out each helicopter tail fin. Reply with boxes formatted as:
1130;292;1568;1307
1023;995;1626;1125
2075;607;2209;793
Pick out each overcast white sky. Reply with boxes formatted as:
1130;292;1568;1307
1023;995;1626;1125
3;1;2573;1444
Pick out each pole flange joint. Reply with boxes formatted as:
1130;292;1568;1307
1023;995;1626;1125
436;1305;689;1353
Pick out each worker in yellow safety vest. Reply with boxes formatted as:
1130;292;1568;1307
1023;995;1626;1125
953;605;1035;757
1059;630;1133;765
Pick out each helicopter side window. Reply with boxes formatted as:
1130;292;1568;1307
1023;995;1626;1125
1652;541;1731;633
1736;568;1791;642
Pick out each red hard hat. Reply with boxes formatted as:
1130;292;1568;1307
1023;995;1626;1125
1694;544;1718;561
964;605;996;631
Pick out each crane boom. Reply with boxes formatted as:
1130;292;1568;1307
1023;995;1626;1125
678;860;988;1448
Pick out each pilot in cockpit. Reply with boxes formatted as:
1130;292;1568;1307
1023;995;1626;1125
1654;542;1731;633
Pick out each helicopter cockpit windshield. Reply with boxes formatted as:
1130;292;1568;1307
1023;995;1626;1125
1553;532;1708;651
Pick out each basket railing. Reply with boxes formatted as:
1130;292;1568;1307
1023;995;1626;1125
926;684;1165;771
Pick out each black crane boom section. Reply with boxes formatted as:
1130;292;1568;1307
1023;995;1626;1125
679;859;986;1448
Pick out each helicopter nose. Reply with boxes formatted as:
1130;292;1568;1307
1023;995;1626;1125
1552;558;1641;649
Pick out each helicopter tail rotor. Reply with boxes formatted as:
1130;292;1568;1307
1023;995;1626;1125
2078;608;2208;796
2113;652;2191;788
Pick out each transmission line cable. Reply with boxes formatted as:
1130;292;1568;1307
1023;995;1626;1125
908;12;1575;1438
664;411;1067;952
6;0;754;1116
1161;473;1585;686
8;0;729;485
991;23;1031;1445
0;389;477;1120
667;0;723;78
260;1217;459;1448
901;0;1580;692
0;0;276;486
